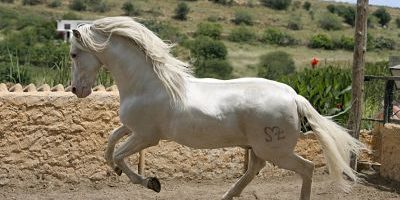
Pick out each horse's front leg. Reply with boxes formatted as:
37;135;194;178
105;125;131;175
113;134;161;192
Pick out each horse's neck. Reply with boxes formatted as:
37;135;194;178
101;37;167;100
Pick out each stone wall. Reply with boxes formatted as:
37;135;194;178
380;123;400;182
0;88;372;187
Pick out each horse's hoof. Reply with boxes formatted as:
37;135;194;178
114;167;122;176
147;177;161;193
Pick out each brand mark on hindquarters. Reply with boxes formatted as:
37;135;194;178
264;126;285;142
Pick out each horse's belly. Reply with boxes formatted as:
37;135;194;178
167;123;247;149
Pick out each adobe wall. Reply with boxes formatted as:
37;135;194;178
0;85;372;187
380;123;400;182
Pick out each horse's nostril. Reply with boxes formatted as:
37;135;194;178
72;87;77;94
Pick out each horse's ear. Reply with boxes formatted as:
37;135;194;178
72;29;81;40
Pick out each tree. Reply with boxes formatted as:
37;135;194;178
174;2;190;20
373;7;391;27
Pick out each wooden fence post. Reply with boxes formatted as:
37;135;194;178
348;0;369;170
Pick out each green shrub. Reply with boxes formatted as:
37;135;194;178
257;51;295;80
194;59;233;79
122;1;141;16
308;33;334;50
396;18;400;28
47;0;61;7
368;15;378;28
232;10;253;25
292;1;301;10
1;0;14;3
374;36;396;50
373;7;391;27
287;16;302;30
333;35;354;51
91;0;111;13
174;2;190;20
261;28;297;46
22;0;44;5
207;15;219;22
260;0;292;10
195;22;222;39
326;4;355;26
62;12;80;20
303;1;311;10
190;36;227;59
141;19;187;43
228;26;256;43
326;4;335;13
69;0;86;11
318;13;342;30
210;0;233;5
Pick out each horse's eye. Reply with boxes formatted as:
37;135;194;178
71;53;77;58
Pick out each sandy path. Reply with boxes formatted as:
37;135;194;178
1;172;399;200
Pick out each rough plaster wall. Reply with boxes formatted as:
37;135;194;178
380;123;400;182
0;92;370;187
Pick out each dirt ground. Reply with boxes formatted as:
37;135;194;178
1;169;399;200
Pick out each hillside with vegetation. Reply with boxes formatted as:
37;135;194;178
0;0;399;125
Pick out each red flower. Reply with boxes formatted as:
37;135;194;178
311;57;319;68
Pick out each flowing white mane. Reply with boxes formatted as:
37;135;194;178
73;16;193;105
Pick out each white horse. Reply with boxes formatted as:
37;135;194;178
69;17;364;200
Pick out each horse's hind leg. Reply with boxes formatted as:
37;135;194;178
271;153;314;200
113;135;161;192
104;125;130;175
222;149;266;200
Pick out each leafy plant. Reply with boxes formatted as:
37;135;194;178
308;33;334;50
333;35;354;51
69;0;87;11
261;28;297;46
257;51;296;80
373;7;391;27
279;66;352;124
47;0;62;8
22;0;44;5
189;36;227;59
194;59;233;79
122;1;141;16
195;22;222;39
318;12;343;30
287;15;303;30
260;0;292;10
396;18;400;28
303;1;311;11
228;26;256;43
174;2;190;20
232;10;253;25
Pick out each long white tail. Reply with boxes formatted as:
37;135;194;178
295;95;365;191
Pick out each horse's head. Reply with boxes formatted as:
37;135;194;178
70;29;102;98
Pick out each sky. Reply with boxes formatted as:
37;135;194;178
323;0;400;8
